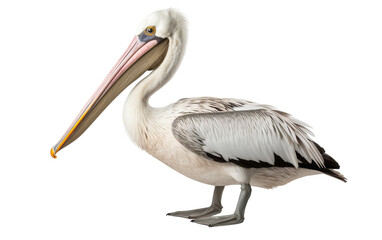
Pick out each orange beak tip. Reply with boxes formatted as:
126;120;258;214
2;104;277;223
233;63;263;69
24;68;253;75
50;148;57;159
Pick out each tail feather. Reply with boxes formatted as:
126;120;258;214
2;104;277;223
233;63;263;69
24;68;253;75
320;169;347;182
312;141;346;182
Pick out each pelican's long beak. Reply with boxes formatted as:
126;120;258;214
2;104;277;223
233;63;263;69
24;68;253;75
50;36;169;158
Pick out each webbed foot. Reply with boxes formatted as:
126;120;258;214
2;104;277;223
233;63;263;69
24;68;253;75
191;214;244;227
167;205;222;219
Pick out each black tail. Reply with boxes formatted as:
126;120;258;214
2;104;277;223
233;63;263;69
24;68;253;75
319;168;347;182
313;142;347;182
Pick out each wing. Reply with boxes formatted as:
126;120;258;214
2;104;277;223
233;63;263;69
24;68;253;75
172;106;325;169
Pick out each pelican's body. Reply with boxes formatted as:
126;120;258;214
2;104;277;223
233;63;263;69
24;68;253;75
51;9;345;226
125;96;320;188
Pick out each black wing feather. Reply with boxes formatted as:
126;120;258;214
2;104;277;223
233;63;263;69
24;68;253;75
206;141;346;182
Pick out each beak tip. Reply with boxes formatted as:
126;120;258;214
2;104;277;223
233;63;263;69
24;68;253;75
50;147;57;159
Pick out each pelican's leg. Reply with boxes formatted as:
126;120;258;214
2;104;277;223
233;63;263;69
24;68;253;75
192;183;252;227
167;186;224;219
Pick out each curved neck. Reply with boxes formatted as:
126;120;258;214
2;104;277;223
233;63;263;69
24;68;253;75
128;35;185;106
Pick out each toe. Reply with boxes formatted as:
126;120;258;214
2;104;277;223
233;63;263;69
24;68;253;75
191;214;244;227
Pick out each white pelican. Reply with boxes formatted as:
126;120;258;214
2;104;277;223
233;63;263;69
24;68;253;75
50;9;346;227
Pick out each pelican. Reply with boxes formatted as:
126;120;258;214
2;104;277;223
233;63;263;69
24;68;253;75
50;9;346;227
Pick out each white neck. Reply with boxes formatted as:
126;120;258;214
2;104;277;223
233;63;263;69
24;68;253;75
123;34;186;147
127;35;185;106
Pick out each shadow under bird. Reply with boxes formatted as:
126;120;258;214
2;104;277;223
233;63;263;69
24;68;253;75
50;9;346;227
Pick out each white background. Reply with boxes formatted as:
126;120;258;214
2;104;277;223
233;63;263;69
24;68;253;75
1;0;381;239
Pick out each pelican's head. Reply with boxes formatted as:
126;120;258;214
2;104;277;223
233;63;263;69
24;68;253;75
136;9;187;40
50;9;186;158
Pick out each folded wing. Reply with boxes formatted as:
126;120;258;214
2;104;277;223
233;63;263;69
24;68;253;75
172;106;325;169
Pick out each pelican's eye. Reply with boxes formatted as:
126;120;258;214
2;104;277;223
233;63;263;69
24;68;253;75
144;26;156;36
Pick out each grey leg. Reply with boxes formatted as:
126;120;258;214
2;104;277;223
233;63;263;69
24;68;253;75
192;183;252;227
167;186;224;219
